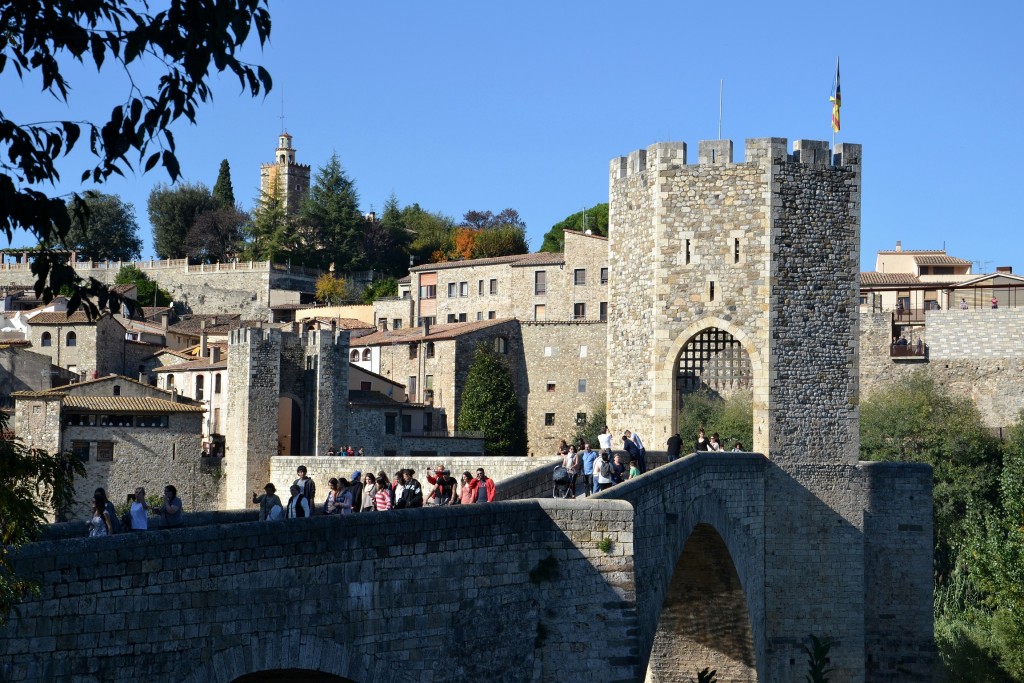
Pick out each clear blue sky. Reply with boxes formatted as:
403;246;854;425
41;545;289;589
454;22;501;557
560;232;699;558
5;0;1023;272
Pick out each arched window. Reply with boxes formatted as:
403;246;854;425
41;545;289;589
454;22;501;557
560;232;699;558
41;332;52;347
196;375;205;401
66;331;77;347
425;342;435;358
166;374;175;389
494;336;507;354
362;349;371;361
113;385;121;396
350;350;360;362
214;373;222;394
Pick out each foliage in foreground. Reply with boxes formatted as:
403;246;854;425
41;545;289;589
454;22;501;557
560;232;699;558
677;390;753;452
0;414;84;624
458;345;526;456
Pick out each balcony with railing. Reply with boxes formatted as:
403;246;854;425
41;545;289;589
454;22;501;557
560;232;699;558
890;341;928;358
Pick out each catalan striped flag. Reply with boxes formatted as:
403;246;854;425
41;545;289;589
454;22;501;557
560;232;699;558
830;57;842;133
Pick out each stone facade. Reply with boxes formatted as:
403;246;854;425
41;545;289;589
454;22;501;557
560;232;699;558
259;132;310;215
0;345;77;404
519;320;607;455
924;308;1024;359
24;313;128;379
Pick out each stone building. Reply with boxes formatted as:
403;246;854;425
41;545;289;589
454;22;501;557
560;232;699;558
606;137;932;678
395;229;609;328
11;374;211;518
153;346;229;455
23;311;152;380
259;132;310;215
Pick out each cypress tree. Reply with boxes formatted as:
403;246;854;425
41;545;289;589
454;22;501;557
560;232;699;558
212;159;235;209
458;344;526;456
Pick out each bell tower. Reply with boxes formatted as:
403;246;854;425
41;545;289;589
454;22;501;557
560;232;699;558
259;131;310;215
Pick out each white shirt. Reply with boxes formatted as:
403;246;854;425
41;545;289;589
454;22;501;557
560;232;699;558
129;501;148;530
631;432;645;450
595;458;611;484
598;432;612;450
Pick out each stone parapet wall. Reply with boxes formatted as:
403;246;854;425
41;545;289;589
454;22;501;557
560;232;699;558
924;308;1024;359
0;499;638;683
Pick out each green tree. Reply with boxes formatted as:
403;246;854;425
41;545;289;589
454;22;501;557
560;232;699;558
366;193;413;276
406;204;455;264
0;412;85;624
114;265;170;308
540;204;609;253
62;192;142;262
573;398;607;449
472;225;529;258
242;185;295;262
185;207;246;264
458;344;526;456
300;153;364;272
860;371;1003;582
212;159;236;209
147;182;220;259
0;0;272;317
314;273;348;304
677;390;753;453
362;277;398;304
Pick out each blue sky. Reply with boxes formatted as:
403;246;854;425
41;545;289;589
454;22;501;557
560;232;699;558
5;0;1022;272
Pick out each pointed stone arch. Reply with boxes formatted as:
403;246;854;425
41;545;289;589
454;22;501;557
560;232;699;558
653;317;768;454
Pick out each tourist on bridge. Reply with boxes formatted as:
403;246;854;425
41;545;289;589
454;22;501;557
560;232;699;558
94;487;121;534
349;472;364;512
360;473;376;512
324;478;352;515
252;483;282;521
695;428;710;452
708;433;723;452
286;484;310;518
427;469;457;506
595;453;614;491
293;466;316;512
598;426;613;456
156;485;183;529
667;432;682;462
457;471;476;504
622;431;644;473
563;445;580;497
87;493;114;537
628;457;641;480
580;442;599;497
471;468;496;503
128;487;150;531
372;473;393;511
396;470;424;508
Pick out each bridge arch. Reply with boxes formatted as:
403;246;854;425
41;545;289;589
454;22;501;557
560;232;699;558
655;317;767;454
647;523;758;682
180;634;384;683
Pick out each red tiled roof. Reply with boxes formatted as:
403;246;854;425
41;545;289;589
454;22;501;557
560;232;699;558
409;253;532;273
353;319;512;346
861;272;921;286
508;252;565;267
27;311;100;325
154;358;228;372
913;255;972;266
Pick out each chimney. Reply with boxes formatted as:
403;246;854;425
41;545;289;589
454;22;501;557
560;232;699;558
199;327;208;358
210;346;221;363
378;318;388;332
422;319;430;337
161;313;169;330
895;240;902;252
997;266;1013;273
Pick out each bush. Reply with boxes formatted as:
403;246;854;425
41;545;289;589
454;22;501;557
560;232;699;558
677;390;753;452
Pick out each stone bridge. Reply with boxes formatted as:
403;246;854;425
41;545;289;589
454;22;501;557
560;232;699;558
0;453;932;683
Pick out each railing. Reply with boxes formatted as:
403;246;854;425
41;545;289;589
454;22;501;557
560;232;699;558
890;342;927;358
893;308;930;324
0;257;321;277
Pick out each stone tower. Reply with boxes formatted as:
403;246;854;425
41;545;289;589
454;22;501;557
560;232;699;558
607;138;861;465
259;132;310;215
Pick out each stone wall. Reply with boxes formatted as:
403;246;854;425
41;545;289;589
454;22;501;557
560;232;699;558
519;320;607;455
0;346;76;402
344;404;484;457
924;308;1024;359
0;500;638;683
860;311;1024;428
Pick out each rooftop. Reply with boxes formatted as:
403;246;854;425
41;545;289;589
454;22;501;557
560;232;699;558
25;311;106;325
62;396;205;413
353;319;511;346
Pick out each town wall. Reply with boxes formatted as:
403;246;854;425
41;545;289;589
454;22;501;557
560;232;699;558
924;308;1024;359
344;406;484;457
518;320;607;455
860;311;1024;428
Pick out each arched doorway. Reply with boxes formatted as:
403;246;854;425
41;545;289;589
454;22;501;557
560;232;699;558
278;396;302;455
646;524;757;683
676;327;751;400
232;671;355;683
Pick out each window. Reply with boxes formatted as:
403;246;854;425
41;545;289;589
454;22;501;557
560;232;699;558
215;373;222;394
166;374;175;388
66;331;77;347
362;349;371;361
709;281;715;302
408;376;417;400
478;280;484;295
543;346;555;357
859;295;868;305
534;304;546;321
574;269;586;285
212;408;221;434
578;379;587;393
393;319;402;330
579;345;588;358
577;412;587;425
573;303;586;320
424;375;434;403
351;350;360;362
385;413;396;434
424;412;433;432
546;382;556;392
112;385;121;396
72;441;90;462
447;282;457;297
96;441;114;462
459;282;469;297
489;279;498;295
599;302;608;321
488;311;496;319
420;284;436;299
534;271;546;295
447;314;458;323
196;375;205;401
600;267;609;285
425;342;435;358
544;413;555;426
409;344;418;359
41;332;52;347
360;381;372;391
476;312;483;321
494;336;507;354
401;414;412;433
734;238;740;264
685;239;691;264
458;313;467;322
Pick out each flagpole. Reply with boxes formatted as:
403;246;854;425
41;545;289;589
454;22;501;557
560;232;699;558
718;79;723;140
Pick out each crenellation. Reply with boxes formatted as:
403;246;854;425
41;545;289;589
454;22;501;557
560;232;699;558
698;139;733;165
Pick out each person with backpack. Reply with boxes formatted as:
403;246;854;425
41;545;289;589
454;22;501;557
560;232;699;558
286;484;310;518
596;453;614;491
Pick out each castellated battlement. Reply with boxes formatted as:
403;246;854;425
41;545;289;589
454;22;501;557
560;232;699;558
260;161;311;171
610;137;862;179
228;325;281;347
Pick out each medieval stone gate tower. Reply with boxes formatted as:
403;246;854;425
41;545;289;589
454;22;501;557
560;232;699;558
608;139;933;681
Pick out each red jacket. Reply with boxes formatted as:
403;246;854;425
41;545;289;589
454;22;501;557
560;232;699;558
469;477;496;502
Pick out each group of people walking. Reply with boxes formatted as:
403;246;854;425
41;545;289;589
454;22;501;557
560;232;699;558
87;485;183;536
252;464;500;520
554;426;646;498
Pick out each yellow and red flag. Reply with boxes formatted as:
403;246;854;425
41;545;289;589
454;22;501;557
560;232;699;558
830;57;841;133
